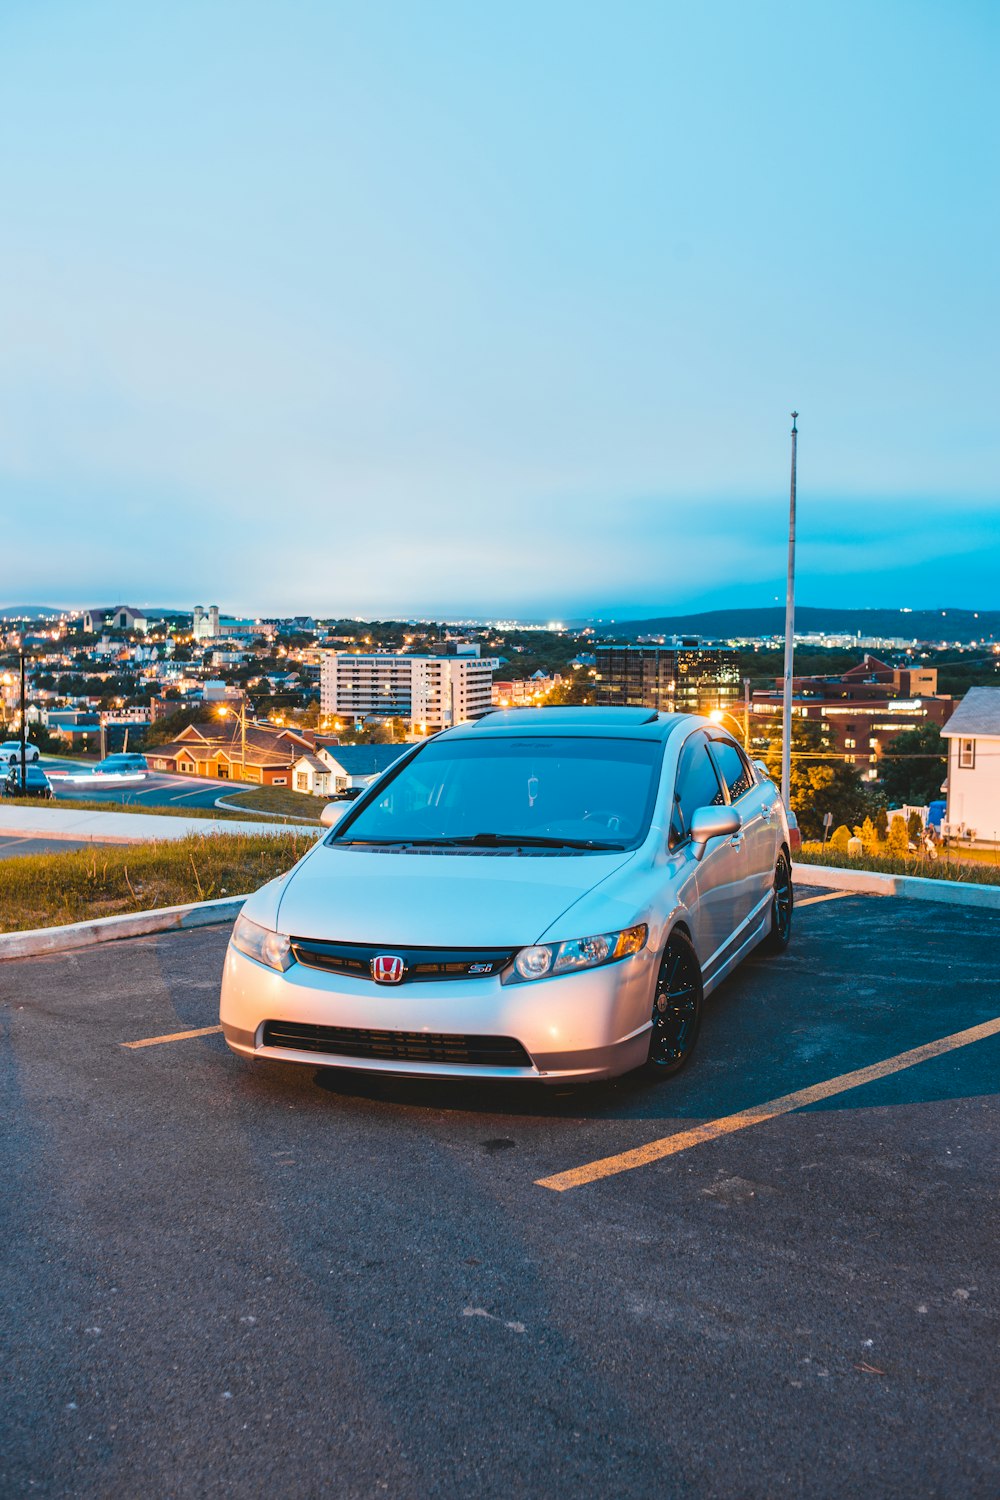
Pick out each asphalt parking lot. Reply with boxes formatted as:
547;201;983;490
2;891;999;1498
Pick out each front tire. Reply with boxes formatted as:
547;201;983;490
641;930;703;1078
764;852;793;953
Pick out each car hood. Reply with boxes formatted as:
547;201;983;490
271;844;637;947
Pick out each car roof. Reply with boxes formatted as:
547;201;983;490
450;708;698;741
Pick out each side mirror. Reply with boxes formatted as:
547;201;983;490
320;800;351;829
688;804;741;861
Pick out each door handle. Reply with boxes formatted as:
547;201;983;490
730;834;743;850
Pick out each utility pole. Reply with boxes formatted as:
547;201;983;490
743;676;751;750
19;651;27;791
781;412;798;811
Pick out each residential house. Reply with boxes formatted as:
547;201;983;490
147;720;315;786
940;688;1000;847
291;743;409;797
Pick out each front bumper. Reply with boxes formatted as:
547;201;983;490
220;941;656;1082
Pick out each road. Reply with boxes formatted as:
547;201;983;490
0;835;116;859
40;757;237;812
2;893;999;1497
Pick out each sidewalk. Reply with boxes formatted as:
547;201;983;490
0;805;317;846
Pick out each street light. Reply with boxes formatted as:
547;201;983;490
708;708;749;748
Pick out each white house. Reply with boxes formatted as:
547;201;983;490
291;753;342;798
290;743;409;798
941;687;1000;847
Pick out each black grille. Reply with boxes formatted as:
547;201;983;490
289;938;515;983
261;1021;532;1068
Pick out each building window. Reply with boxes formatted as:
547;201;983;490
959;739;975;769
273;777;287;785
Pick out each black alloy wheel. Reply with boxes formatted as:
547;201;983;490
764;852;793;952
643;930;703;1078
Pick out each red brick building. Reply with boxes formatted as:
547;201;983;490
751;655;954;780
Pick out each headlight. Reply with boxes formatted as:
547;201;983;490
230;913;293;972
505;924;647;984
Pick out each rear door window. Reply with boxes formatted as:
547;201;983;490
708;739;755;802
671;732;725;846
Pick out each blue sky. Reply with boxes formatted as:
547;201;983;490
0;0;997;619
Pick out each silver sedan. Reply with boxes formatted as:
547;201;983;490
219;707;793;1083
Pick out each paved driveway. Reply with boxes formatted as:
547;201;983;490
2;893;998;1497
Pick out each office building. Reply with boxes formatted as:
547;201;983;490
751;654;955;780
594;643;740;716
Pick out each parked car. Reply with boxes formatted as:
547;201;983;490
221;707;793;1085
3;763;53;799
0;739;41;765
92;753;148;774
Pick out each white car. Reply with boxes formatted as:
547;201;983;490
1;740;40;765
220;708;793;1084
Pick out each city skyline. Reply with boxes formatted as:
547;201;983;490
2;2;997;616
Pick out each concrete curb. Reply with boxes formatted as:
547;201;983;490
0;895;249;961
213;794;318;824
794;862;1000;910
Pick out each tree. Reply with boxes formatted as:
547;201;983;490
880;723;946;807
829;824;851;852
886;816;909;856
143;706;211;745
758;716;871;840
907;810;923;843
856;816;879;853
875;806;888;841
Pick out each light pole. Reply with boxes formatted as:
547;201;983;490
781;412;798;812
19;652;27;790
217;700;248;781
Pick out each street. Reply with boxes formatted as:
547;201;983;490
2;892;998;1497
41;757;238;812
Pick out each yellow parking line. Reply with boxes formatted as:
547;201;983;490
122;1025;223;1049
795;891;855;908
536;1013;1000;1193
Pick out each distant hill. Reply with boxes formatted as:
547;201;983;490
0;605;67;620
599;607;1000;645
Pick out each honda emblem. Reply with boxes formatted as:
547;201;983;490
371;954;406;985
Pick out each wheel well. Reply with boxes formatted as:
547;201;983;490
669;919;693;945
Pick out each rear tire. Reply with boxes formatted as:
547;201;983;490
764;853;793;953
641;930;703;1078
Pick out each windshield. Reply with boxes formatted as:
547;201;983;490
331;736;664;850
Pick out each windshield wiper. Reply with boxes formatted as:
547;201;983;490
335;837;467;847
334;833;625;851
452;832;625;850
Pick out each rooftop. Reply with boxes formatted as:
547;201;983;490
941;687;1000;739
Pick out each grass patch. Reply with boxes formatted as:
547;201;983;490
0;831;315;933
218;786;325;820
797;842;1000;887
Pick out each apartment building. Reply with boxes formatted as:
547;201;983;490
320;650;499;731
